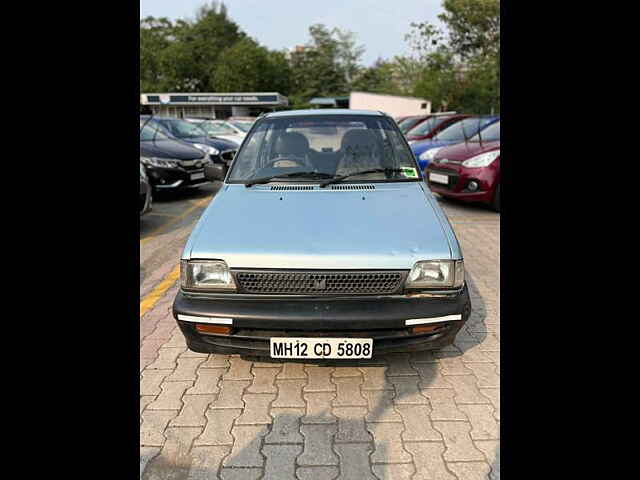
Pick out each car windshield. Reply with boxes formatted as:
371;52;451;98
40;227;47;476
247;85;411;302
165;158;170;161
227;115;420;184
407;116;451;136
140;122;169;141
398;116;425;133
163;119;207;139
469;121;500;142
200;121;237;135
229;120;253;132
432;117;496;142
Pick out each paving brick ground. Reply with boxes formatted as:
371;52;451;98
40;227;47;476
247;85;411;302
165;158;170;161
140;196;500;479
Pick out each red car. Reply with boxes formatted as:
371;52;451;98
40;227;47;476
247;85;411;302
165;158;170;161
425;121;500;211
405;114;470;143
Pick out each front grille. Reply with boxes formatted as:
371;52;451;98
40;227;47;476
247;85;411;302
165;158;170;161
181;161;205;171
233;270;407;295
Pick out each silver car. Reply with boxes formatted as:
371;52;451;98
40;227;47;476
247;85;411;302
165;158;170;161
172;109;470;360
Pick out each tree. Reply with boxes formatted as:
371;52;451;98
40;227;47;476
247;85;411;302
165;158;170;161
333;28;365;89
140;1;246;92
407;0;499;113
173;1;245;91
140;16;177;91
439;0;500;60
288;24;356;107
213;38;291;94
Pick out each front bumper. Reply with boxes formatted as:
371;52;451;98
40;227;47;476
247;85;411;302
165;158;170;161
172;285;471;356
146;166;210;190
426;165;497;203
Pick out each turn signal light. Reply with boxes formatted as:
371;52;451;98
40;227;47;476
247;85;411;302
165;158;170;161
411;324;444;334
195;324;232;335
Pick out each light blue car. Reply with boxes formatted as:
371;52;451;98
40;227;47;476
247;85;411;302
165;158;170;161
412;116;500;171
172;109;471;360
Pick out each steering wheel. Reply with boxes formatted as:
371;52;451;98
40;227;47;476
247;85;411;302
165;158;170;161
266;155;313;169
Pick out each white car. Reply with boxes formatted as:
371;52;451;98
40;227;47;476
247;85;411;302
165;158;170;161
186;119;245;146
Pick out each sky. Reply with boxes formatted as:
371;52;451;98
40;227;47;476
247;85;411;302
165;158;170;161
140;0;444;66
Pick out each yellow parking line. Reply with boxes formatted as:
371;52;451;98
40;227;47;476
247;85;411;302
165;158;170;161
140;264;180;318
140;196;211;245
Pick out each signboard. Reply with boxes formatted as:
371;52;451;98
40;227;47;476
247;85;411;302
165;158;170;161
143;93;286;106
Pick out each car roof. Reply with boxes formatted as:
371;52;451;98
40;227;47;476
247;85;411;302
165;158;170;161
263;109;385;118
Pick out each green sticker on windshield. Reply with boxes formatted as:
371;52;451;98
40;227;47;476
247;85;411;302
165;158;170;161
401;167;418;178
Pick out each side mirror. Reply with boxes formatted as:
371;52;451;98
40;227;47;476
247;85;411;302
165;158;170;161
204;163;227;182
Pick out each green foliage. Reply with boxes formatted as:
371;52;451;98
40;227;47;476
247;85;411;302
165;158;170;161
408;0;500;113
212;38;291;94
288;25;348;103
139;0;499;115
439;0;500;60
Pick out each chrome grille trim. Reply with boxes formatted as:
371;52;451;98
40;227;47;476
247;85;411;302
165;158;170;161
232;269;407;295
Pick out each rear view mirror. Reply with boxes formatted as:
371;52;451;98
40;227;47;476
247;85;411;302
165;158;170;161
204;163;227;182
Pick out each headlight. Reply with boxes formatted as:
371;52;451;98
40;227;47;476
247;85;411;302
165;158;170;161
194;143;219;156
462;150;500;168
419;147;442;161
406;260;464;289
180;260;237;292
140;163;147;180
141;157;180;168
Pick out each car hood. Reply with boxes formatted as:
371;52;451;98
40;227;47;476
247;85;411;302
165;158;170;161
433;141;500;161
185;182;454;269
183;136;238;150
140;139;205;160
208;134;243;147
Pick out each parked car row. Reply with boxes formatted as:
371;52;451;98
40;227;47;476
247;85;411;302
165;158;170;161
139;116;256;211
396;112;501;212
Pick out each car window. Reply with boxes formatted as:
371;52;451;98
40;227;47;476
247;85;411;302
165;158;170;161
202;122;236;135
140;123;169;141
398;116;424;133
228;115;419;183
230;121;253;132
407;116;449;136
470;121;500;142
432;117;495;142
165;119;206;139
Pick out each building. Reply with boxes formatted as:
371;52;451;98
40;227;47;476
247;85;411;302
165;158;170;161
348;92;431;118
309;96;350;109
140;92;289;119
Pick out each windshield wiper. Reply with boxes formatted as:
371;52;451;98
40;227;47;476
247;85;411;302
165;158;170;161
319;168;407;187
245;171;334;187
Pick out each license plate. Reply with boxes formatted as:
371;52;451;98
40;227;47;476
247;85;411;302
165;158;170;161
429;173;449;184
191;172;205;180
270;337;373;359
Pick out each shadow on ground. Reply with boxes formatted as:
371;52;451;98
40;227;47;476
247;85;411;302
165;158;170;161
140;183;221;240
